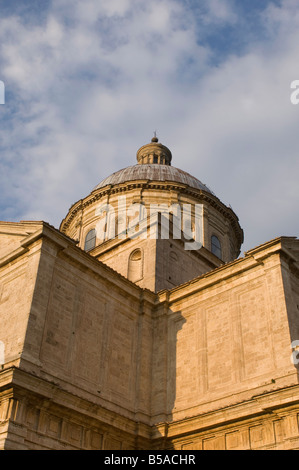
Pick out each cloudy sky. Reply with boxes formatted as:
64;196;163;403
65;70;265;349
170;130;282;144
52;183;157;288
0;0;298;254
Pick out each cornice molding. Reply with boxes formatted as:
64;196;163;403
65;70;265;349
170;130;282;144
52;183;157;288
60;181;244;245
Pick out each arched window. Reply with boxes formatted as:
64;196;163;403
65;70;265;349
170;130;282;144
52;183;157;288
84;229;96;251
211;235;222;259
128;249;143;282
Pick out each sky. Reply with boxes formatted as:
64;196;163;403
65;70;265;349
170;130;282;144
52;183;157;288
0;0;298;255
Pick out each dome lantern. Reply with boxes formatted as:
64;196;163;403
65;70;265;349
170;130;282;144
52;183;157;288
136;135;172;166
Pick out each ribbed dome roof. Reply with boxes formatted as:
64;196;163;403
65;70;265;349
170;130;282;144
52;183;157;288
93;164;213;194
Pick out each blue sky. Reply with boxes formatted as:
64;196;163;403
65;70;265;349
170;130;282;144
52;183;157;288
0;0;298;254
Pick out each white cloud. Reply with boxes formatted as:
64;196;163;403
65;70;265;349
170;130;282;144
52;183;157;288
203;0;238;24
0;0;298;254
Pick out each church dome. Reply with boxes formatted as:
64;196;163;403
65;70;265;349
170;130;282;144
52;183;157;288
60;135;244;267
93;136;213;194
93;164;213;194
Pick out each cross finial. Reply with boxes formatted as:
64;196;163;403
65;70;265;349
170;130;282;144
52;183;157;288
152;130;158;143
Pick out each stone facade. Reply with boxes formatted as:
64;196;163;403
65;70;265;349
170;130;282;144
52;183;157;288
1;138;299;450
1;221;299;450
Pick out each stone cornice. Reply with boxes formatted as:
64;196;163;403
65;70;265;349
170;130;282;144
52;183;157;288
9;367;153;440
59;181;244;246
153;379;299;442
157;236;292;305
0;221;156;303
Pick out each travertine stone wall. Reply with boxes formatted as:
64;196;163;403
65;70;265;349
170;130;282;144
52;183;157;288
94;235;158;292
150;238;299;449
153;248;297;425
0;221;42;259
0;222;155;449
155;387;299;450
24;230;154;419
93;225;223;293
1;223;299;450
0;225;43;367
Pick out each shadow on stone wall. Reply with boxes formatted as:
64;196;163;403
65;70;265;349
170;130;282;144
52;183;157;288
150;305;186;450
